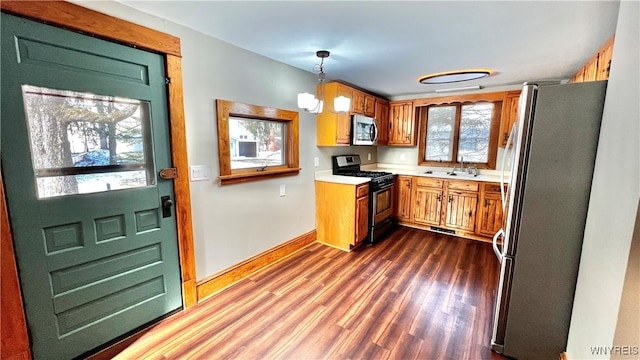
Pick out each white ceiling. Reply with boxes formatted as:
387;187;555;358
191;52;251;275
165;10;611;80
118;1;620;98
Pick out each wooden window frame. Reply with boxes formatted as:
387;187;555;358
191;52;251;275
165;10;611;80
416;92;503;169
216;99;300;185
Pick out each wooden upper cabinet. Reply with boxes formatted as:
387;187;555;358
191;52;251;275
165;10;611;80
316;82;352;146
352;91;365;114
352;90;376;117
499;91;521;148
584;55;599;82
375;98;390;145
364;95;376;117
571;36;615;83
388;100;415;146
596;38;614;81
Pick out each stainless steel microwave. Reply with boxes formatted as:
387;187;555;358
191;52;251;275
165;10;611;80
351;114;378;145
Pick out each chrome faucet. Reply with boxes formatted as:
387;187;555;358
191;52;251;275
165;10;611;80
459;156;465;172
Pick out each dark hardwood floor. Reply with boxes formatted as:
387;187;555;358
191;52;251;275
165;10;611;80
113;227;508;360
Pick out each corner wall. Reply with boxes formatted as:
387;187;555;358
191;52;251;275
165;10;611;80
73;1;377;281
566;1;640;358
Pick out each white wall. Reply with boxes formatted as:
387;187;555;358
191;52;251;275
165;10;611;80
566;1;640;359
74;1;377;280
612;201;640;360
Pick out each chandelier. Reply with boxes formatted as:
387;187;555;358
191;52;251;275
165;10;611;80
297;50;351;114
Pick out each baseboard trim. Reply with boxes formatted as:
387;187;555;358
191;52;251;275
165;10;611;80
196;230;317;302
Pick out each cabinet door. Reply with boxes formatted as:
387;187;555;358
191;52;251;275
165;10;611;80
375;99;389;145
477;192;504;237
443;191;478;232
336;84;353;144
394;176;413;221
584;55;599;82
413;187;443;226
499;91;521;147
596;41;613;80
388;101;415;146
364;95;376;117
572;68;585;83
352;91;365;114
355;194;369;245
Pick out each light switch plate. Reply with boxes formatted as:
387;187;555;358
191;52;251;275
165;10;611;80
314;157;319;167
189;165;211;181
367;153;371;161
400;153;406;161
279;184;286;197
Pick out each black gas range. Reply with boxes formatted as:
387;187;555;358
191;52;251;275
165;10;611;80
331;156;395;191
332;155;395;244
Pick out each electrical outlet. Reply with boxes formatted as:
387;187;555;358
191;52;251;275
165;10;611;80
314;157;319;167
367;153;371;161
279;184;286;197
400;153;406;161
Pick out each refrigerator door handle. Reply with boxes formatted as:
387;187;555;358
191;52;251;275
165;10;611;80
493;228;504;262
500;124;516;209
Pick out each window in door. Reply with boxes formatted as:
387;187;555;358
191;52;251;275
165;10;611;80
22;85;155;198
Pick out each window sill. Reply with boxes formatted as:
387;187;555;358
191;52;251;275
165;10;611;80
218;167;301;185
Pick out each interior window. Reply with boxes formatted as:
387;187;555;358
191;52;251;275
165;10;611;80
216;99;300;185
229;117;285;170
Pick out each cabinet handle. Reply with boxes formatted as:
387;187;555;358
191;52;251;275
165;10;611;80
485;199;490;207
448;195;453;203
437;194;442;201
504;132;508;140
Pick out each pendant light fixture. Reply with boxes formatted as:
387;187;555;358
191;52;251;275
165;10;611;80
298;50;350;114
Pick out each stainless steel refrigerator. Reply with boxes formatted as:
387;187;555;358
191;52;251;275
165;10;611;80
491;81;608;359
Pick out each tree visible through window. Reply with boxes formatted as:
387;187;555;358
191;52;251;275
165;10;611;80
420;101;499;169
22;85;153;198
229;117;285;169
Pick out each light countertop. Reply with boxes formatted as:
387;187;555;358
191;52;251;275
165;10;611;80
315;164;509;185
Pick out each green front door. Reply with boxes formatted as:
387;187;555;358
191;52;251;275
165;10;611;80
1;14;182;359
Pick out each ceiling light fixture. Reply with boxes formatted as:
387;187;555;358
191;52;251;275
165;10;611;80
298;50;350;114
435;85;483;93
418;69;492;84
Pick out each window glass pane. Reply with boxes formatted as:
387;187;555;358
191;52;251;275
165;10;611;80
459;103;494;163
21;85;154;199
425;106;456;162
229;117;285;169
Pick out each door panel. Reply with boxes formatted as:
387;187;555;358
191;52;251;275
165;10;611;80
1;14;182;359
413;187;442;226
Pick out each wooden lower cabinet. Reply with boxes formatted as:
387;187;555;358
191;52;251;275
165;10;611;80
476;184;505;237
443;190;478;232
395;176;502;242
316;181;369;251
355;192;369;247
394;176;413;221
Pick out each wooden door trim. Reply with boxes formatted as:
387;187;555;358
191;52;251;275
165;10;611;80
1;172;31;360
1;1;196;357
